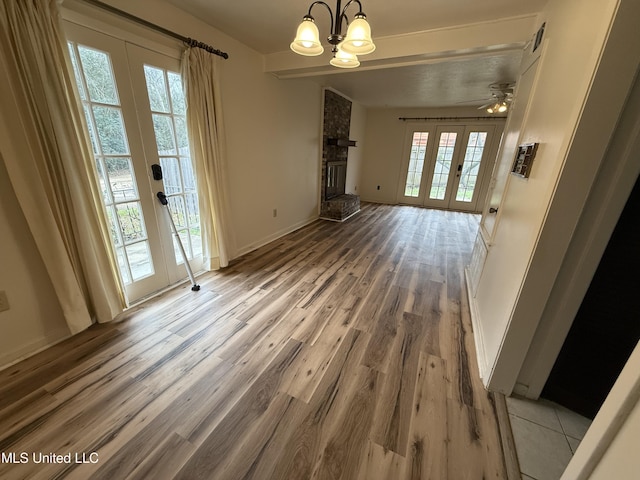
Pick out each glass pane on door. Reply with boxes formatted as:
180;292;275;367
456;132;487;202
404;132;429;197
429;132;458;200
68;42;155;284
143;65;202;264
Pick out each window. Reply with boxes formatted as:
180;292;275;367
404;132;429;197
69;43;153;283
455;132;487;202
143;65;202;263
429;132;458;200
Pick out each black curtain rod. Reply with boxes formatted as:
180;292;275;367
82;0;229;59
399;116;502;121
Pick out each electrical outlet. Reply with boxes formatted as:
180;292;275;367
273;208;277;218
0;291;9;312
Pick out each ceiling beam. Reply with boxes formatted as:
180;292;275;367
265;14;538;78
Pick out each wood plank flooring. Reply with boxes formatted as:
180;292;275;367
0;203;508;479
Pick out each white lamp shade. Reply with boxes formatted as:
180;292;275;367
498;102;508;113
290;18;324;56
330;47;360;68
340;16;375;55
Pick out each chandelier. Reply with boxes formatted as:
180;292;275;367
290;0;376;68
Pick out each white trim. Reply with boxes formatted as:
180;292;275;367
465;266;490;384
512;382;530;397
0;327;72;372
235;215;319;258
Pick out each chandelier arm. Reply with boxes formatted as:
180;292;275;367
306;1;335;35
340;0;364;17
337;0;361;34
336;12;349;36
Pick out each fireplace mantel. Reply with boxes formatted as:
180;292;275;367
326;138;357;147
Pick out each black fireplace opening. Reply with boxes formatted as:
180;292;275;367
326;160;347;200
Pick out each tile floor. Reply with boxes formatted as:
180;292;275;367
506;395;593;480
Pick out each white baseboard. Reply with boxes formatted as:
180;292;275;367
0;327;71;372
512;382;531;398
235;215;319;259
465;266;490;387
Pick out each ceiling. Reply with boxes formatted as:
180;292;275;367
308;54;520;108
163;0;549;108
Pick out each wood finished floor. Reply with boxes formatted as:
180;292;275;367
0;203;507;480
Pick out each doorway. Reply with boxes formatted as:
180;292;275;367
65;23;203;303
542;174;640;419
397;123;500;212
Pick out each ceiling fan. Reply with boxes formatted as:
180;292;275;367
478;82;515;113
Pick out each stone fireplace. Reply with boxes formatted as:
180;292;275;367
320;90;360;221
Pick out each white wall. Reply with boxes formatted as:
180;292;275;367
223;70;321;255
0;155;69;367
360;107;506;205
194;17;322;257
515;56;640;398
471;0;640;394
346;101;367;196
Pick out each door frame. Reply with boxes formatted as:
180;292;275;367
125;43;204;285
446;125;498;212
396;123;437;205
64;21;202;302
422;125;467;210
65;22;170;301
396;120;504;212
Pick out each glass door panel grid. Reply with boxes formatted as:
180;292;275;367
404;132;429;197
68;42;154;284
143;66;202;264
456;132;488;202
430;132;458;200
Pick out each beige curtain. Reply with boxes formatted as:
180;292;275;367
0;0;125;333
182;48;235;269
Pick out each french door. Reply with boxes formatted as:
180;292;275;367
397;124;497;212
65;23;202;303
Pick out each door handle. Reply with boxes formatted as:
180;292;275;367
157;191;168;205
456;164;462;177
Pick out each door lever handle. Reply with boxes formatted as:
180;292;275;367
489;207;499;214
157;191;168;205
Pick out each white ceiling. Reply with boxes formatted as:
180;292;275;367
163;0;548;108
309;54;521;108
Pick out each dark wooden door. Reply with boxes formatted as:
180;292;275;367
542;173;640;419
